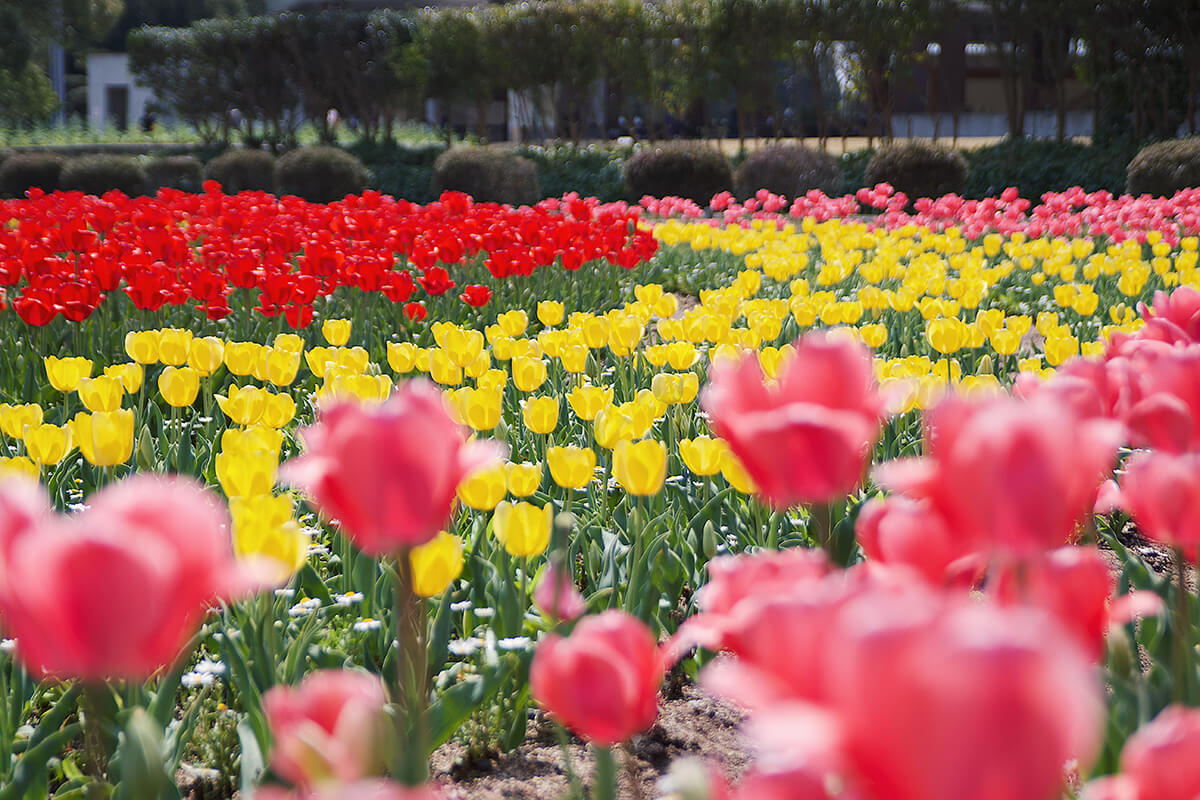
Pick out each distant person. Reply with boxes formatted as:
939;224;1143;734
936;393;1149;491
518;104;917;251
139;110;156;133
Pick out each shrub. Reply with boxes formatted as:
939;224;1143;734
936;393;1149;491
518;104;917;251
864;140;967;200
515;143;628;203
432;147;539;206
59;155;149;196
1126;138;1200;197
351;142;443;203
839;148;874;195
623;141;732;204
202;149;278;194
277;146;369;203
0;153;63;197
965;138;1136;199
733;144;841;199
144;156;204;193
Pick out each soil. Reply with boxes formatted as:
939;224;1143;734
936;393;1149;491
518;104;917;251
431;682;749;800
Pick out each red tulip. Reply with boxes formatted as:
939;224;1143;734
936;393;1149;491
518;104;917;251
403;302;427;323
263;669;390;789
281;379;503;555
875;394;1123;558
459;284;492;307
1111;705;1200;800
533;562;587;622
530;610;664;746
702;331;886;508
1119;450;1200;562
0;475;263;681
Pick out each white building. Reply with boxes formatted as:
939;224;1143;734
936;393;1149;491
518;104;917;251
86;52;158;132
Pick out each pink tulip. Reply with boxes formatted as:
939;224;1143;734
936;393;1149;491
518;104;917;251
254;779;445;800
1120;450;1200;562
262;669;390;789
1119;343;1200;453
855;495;974;585
533;562;587;622
530;610;664;746
0;475;261;682
1115;705;1200;800
702;331;886;508
1138;286;1200;345
282;380;503;555
874;394;1123;558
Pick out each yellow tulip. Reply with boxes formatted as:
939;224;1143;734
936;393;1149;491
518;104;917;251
537;301;565;327
568;384;612;420
477;369;508;393
522;396;559;435
457;463;507;511
720;450;758;495
990;328;1021;355
558;344;589;373
263;348;302;386
650;373;687;405
1045;334;1079;367
443;327;485;368
188;337;225;376
0;403;43;440
860;323;888;349
387;342;419;373
0;456;38;481
609;315;644;352
498;309;529;337
493;501;552;557
452;387;503;431
158;366;200;408
593;405;637;449
334;346;370;374
225;342;263;377
580;316;609;349
103;363;144;394
512;357;547;393
157;328;194;366
230;493;308;578
222;426;284;460
216;448;278;498
613;439;667;496
428;348;463;386
409;531;464;597
216;384;267;426
44;356;93;393
71;410;134;467
77;376;124;413
506;462;542;497
926;317;966;355
679;436;726;477
546;446;596;489
124;331;159;365
322;318;352;346
24;423;73;466
635;388;667;420
635;283;664;305
274;333;305;354
261;393;297;428
654;294;678;318
463;351;491;379
666;342;699;370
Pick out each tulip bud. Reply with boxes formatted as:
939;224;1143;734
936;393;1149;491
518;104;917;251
702;521;719;560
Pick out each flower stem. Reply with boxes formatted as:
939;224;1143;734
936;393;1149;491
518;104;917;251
1175;548;1193;703
592;745;617;800
393;550;430;785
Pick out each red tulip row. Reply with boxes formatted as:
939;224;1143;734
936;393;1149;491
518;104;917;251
645;184;1200;243
0;187;658;327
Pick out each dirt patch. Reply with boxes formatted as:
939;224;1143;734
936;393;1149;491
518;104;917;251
432;683;749;800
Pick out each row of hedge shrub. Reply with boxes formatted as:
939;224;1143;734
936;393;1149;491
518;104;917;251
2;136;1196;205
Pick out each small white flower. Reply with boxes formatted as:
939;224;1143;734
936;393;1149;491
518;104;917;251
448;639;479;657
0;639;15;655
182;671;216;689
274;588;296;598
335;592;364;607
288;598;322;617
353;618;383;632
449;600;473;613
497;636;531;651
67;503;89;513
307;544;330;556
473;607;495;619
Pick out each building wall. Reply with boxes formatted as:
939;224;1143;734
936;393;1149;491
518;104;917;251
86;53;158;131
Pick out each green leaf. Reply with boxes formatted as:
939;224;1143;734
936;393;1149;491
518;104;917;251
427;654;518;752
237;717;266;797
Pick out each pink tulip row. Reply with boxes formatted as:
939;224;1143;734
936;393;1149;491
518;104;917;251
642;184;1200;243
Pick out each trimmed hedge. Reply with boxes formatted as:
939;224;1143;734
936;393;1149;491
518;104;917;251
516;143;628;203
623;141;732;204
144;156;205;193
0;153;64;197
432;147;539;206
864;140;967;200
733;144;841;199
278;146;370;203
202;149;278;194
964;138;1137;199
59;155;149;196
1126;138;1200;197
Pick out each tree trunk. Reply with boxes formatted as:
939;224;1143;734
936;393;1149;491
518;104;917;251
804;46;830;151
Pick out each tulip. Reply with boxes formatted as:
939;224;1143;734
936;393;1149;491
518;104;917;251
230;493;309;580
223;426;284;460
613;439;667;496
188;336;226;376
23;424;73;466
306;346;337;379
157;328;194;366
225;342;263;377
262;393;298;429
71;410;134;467
559;344;589;373
264;347;302;386
522;396;559;434
666;342;699;370
506;461;541;497
0;457;38;481
217;449;279;499
427;348;463;386
1103;705;1200;800
124;330;159;365
533;561;587;622
44;356;93;393
322;319;352;346
511;356;548;393
477;368;507;393
254;779;446;800
442;327;485;369
274;333;306;354
409;531;464;597
450;387;502;431
0;475;262;681
103;362;143;394
281;380;503;555
593;405;637;450
568;385;613;420
498;309;528;337
547;446;597;490
1120;450;1200;562
159;366;201;408
457;462;507;511
74;376;122;414
679;436;727;477
493;501;552;557
530;610;664;746
388;342;418;374
720;450;758;495
0;403;43;440
262;669;390;789
217;384;268;426
335;346;370;375
855;495;971;586
538;301;565;327
702;332;886;508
